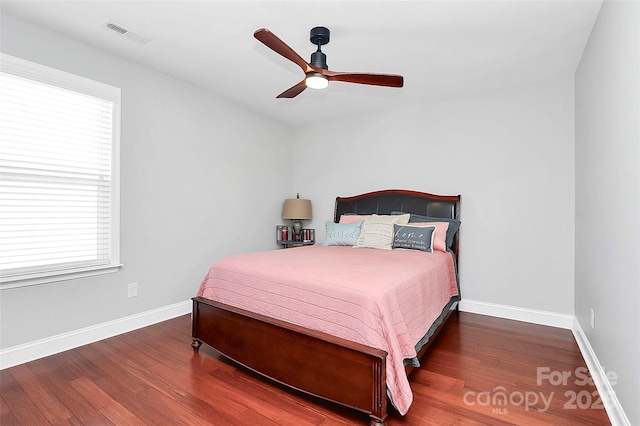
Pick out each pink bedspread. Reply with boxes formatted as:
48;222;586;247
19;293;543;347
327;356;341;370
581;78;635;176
197;245;458;415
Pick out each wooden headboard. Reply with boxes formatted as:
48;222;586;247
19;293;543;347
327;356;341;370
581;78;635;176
334;189;461;261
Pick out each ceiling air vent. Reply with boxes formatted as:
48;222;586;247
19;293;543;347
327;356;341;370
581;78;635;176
103;20;151;45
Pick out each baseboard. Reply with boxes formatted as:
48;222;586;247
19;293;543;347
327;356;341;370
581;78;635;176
0;300;192;370
572;318;631;426
458;299;574;329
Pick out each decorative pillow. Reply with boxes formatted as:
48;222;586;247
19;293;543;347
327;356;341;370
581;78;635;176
324;220;363;246
339;214;373;224
354;214;410;250
404;222;449;252
393;224;436;252
392;211;460;248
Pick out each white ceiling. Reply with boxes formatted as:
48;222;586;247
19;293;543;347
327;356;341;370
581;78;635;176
1;0;603;126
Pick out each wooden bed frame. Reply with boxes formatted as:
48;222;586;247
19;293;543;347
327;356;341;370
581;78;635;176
191;189;461;425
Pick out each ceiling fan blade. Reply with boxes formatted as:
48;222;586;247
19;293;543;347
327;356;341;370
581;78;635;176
325;72;404;88
254;28;313;73
276;80;307;99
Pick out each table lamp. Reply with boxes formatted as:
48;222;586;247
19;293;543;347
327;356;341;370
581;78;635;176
282;193;312;235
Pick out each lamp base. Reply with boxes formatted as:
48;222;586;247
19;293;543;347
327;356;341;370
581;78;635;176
292;220;303;234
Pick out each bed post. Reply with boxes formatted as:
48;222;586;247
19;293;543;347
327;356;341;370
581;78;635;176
191;338;202;352
370;355;387;425
191;299;203;352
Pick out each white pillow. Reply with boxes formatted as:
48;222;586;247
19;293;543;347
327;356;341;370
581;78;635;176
354;214;410;250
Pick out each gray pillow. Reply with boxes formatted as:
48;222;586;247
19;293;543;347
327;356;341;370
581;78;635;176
393;224;436;252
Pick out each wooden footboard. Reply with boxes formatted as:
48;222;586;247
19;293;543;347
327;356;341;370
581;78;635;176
191;296;389;425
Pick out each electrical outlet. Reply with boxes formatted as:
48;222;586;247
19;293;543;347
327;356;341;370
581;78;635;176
128;282;138;298
590;308;595;330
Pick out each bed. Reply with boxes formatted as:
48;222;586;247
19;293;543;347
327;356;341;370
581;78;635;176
191;189;461;425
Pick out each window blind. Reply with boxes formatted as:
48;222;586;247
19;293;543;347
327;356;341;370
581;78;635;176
0;54;121;286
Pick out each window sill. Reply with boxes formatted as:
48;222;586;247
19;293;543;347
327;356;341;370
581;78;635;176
0;264;123;290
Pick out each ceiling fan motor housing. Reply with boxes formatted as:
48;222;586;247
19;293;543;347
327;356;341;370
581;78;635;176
311;51;328;69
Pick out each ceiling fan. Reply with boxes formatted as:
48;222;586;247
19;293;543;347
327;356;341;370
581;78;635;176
254;27;404;99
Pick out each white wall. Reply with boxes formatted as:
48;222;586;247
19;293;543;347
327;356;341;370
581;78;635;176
292;77;576;315
575;0;640;424
0;15;292;349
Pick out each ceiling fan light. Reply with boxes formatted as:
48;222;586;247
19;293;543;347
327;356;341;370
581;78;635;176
305;73;328;89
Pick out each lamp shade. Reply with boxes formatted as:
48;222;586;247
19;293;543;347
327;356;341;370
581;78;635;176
282;198;312;220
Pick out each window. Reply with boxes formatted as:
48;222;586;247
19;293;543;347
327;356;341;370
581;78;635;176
0;54;121;288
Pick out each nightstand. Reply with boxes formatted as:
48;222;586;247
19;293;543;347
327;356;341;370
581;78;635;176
277;226;315;248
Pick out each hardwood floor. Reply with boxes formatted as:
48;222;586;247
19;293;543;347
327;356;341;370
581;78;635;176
1;311;611;425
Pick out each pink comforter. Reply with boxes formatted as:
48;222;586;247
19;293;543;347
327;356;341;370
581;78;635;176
197;245;458;415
